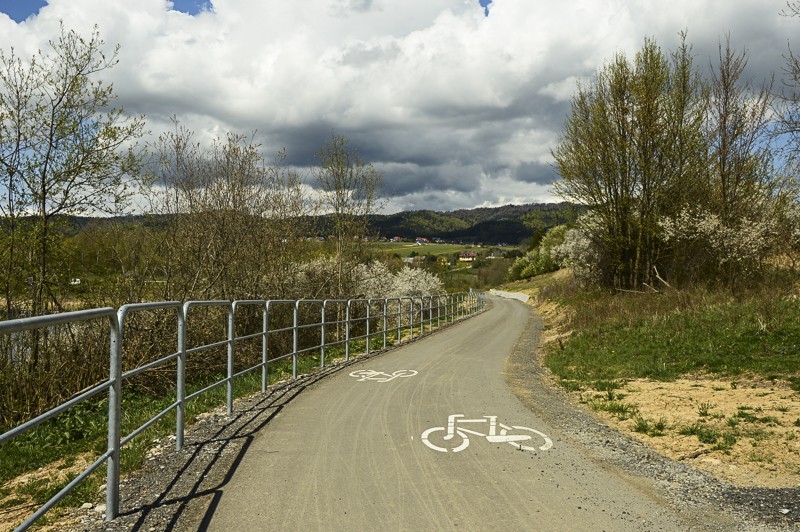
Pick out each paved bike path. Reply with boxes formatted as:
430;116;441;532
206;296;734;531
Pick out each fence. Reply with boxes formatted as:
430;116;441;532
0;292;483;530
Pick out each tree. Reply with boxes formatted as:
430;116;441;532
553;37;706;289
145;120;314;301
315;134;383;298
0;24;144;318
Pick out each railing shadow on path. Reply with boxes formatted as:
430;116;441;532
84;317;477;531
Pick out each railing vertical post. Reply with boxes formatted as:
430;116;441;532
293;301;299;379
397;299;402;344
409;298;414;339
264;303;270;392
382;298;388;349
106;312;122;521
176;306;186;451
428;296;433;332
321;300;327;368
366;299;371;356
227;304;234;415
345;300;351;361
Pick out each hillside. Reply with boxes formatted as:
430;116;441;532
32;202;579;247
370;202;579;245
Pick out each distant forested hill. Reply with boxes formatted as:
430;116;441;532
46;202;581;247
369;202;581;245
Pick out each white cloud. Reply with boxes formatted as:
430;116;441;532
0;0;795;212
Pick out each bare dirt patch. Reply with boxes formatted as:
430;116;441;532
582;376;800;488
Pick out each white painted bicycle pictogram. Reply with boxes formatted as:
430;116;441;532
421;414;553;453
349;369;418;382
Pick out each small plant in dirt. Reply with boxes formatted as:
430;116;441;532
712;432;738;453
697;402;715;417
680;422;720;445
632;416;667;437
794;418;800;427
590;399;637;420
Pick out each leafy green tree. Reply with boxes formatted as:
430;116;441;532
553;36;706;289
0;24;144;318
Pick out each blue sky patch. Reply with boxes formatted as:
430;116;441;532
0;0;47;22
479;0;492;16
0;0;210;22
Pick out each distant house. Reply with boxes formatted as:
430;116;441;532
487;250;505;259
458;251;479;262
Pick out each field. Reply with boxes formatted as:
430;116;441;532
371;242;480;258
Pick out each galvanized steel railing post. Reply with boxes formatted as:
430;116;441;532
261;304;268;392
293;301;300;379
176;306;187;451
366;299;371;355
408;298;414;339
397;299;402;344
227;304;235;415
382;298;388;349
321;300;327;368
345;300;352;361
106;311;122;521
265;301;273;391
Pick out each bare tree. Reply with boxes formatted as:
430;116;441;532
0;24;144;318
315;134;383;297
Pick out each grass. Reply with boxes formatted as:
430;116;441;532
538;274;800;384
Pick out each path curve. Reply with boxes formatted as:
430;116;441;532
205;295;743;531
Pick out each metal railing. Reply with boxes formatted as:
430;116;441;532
0;291;483;530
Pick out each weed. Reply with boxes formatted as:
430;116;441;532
679;422;719;444
789;377;800;393
697;402;715;417
594;380;619;392
652;417;668;435
633;416;651;433
794;419;800;427
775;406;790;413
590;400;637;420
712;432;738;453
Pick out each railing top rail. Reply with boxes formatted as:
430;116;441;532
184;300;233;309
232;300;267;312
118;301;182;324
0;307;116;334
265;299;297;309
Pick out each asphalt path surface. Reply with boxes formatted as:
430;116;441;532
206;295;740;531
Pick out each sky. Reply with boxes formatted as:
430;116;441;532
0;0;796;213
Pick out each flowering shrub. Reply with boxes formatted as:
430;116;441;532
553;213;604;286
354;261;443;298
659;208;777;281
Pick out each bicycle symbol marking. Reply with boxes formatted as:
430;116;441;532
349;369;418;382
421;414;553;453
